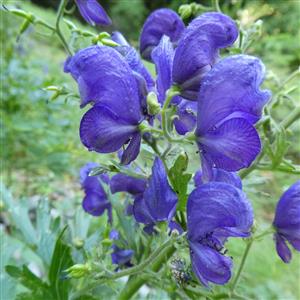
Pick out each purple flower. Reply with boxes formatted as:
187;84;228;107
76;0;111;26
194;169;242;189
273;181;300;263
111;158;178;229
196;55;271;180
173;12;238;100
173;100;197;135
133;158;177;226
65;46;144;165
140;9;185;61
151;36;196;135
187;182;253;285
109;230;134;267
110;173;147;195
112;32;155;115
80;162;111;219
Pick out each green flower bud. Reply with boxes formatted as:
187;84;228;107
147;92;161;115
73;237;84;249
65;263;91;279
178;4;192;20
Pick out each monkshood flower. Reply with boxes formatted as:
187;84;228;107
173;12;238;100
194;168;242;190
112;31;155;115
110;158;178;231
109;229;134;268
187;182;253;285
80;162;111;220
196;55;271;180
273;181;300;263
151;36;197;135
173;100;197;135
65;46;144;165
140;8;185;61
76;0;111;26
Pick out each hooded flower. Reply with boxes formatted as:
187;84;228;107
196;55;271;180
110;158;178;231
151;35;197;135
273;181;300;263
187;182;253;286
64;46;144;165
140;9;185;61
80;162;111;220
172;12;238;100
109;229;134;268
112;32;155;115
194;168;242;189
173;100;197;135
75;0;111;26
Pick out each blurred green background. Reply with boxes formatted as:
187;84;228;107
1;0;300;299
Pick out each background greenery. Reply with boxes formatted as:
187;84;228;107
1;0;299;299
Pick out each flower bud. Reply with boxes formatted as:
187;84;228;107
73;237;84;249
178;5;192;20
65;263;91;279
147;91;161;115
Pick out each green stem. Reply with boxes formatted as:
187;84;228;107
56;0;73;55
95;236;176;281
280;68;300;88
161;86;180;142
212;0;221;12
118;245;176;300
280;106;300;129
253;227;275;240
230;239;253;295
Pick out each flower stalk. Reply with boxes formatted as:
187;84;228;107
56;0;73;55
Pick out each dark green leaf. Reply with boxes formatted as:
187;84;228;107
5;265;22;278
49;226;73;300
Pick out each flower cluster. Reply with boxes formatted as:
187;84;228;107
67;4;299;289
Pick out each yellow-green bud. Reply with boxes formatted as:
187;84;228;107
65;263;91;279
73;237;84;249
147;92;161;115
178;4;192;20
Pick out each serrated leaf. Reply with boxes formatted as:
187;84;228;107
49;226;73;300
168;153;192;211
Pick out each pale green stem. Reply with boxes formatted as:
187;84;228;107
56;0;73;55
230;239;253;295
161;87;180;142
230;227;274;294
95;235;176;281
212;0;221;12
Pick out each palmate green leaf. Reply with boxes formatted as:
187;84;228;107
0;183;37;246
168;152;192;211
49;226;74;300
5;264;53;298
